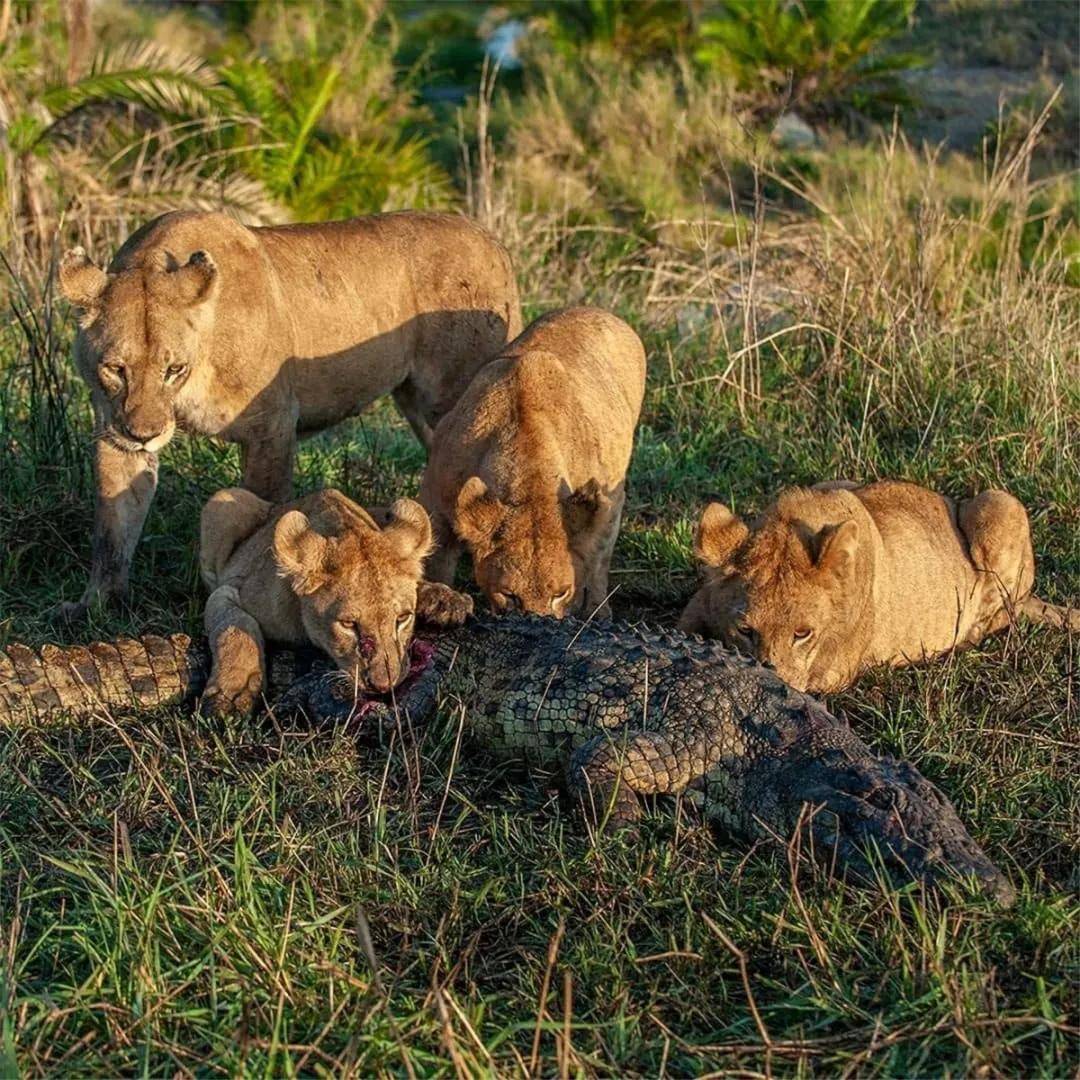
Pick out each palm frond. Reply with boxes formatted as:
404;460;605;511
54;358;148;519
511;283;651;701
696;0;921;119
41;41;231;125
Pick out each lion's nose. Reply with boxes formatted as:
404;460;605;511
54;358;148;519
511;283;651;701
366;652;399;694
368;671;393;693
122;420;166;445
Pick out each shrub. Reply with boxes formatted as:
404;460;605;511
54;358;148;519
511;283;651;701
695;0;924;122
220;1;450;218
526;0;694;63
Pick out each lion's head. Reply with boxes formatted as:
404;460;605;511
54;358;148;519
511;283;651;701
272;497;434;694
59;246;219;453
679;495;873;693
452;475;610;617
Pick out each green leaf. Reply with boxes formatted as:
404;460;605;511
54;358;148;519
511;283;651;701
284;62;340;179
41;41;229;123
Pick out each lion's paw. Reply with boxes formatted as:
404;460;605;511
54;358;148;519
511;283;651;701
200;681;259;718
416;581;474;627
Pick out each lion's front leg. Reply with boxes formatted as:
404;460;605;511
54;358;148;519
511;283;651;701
581;485;624;620
56;437;159;620
202;585;267;717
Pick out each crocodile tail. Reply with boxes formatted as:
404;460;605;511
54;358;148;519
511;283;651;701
0;634;210;728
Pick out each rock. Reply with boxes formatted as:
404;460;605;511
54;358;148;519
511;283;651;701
485;19;527;71
772;112;817;151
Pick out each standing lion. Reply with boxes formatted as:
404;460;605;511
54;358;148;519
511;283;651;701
56;209;521;619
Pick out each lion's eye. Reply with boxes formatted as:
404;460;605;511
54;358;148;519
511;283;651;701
337;620;356;634
165;363;188;383
396;611;414;632
102;363;125;380
793;627;814;644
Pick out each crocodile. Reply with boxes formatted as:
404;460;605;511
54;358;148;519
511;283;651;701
0;615;1016;905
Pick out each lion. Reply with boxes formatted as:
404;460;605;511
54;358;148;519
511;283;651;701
198;486;473;716
418;307;646;618
55;209;521;619
679;480;1077;694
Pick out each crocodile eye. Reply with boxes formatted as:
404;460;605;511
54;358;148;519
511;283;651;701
793;627;814;645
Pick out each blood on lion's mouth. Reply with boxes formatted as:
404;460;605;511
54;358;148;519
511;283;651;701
350;638;434;719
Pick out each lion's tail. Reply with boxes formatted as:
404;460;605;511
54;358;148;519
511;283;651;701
1020;595;1080;631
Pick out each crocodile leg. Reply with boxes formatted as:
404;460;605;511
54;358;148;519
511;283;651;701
568;730;697;832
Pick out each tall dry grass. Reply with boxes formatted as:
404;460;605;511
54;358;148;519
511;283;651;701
458;60;1077;437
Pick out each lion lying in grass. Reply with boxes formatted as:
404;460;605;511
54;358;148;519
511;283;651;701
679;480;1077;693
199;487;472;716
419;307;646;618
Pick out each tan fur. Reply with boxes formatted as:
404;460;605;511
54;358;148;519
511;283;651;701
198;487;472;715
679;480;1075;693
56;210;521;618
418;307;646;618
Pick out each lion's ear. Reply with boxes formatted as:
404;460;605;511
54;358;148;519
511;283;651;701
384;498;434;562
814;518;859;579
562;478;610;537
171;249;218;306
58;247;107;311
454;477;504;546
694;502;748;567
272;510;330;596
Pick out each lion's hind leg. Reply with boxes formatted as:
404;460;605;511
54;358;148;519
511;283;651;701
199;487;273;590
958;490;1036;633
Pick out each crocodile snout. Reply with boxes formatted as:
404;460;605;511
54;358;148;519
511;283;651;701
781;750;1017;907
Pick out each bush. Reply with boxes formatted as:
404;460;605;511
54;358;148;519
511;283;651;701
0;0;448;279
695;0;924;122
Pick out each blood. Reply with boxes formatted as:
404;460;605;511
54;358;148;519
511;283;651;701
349;637;435;719
407;637;435;677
